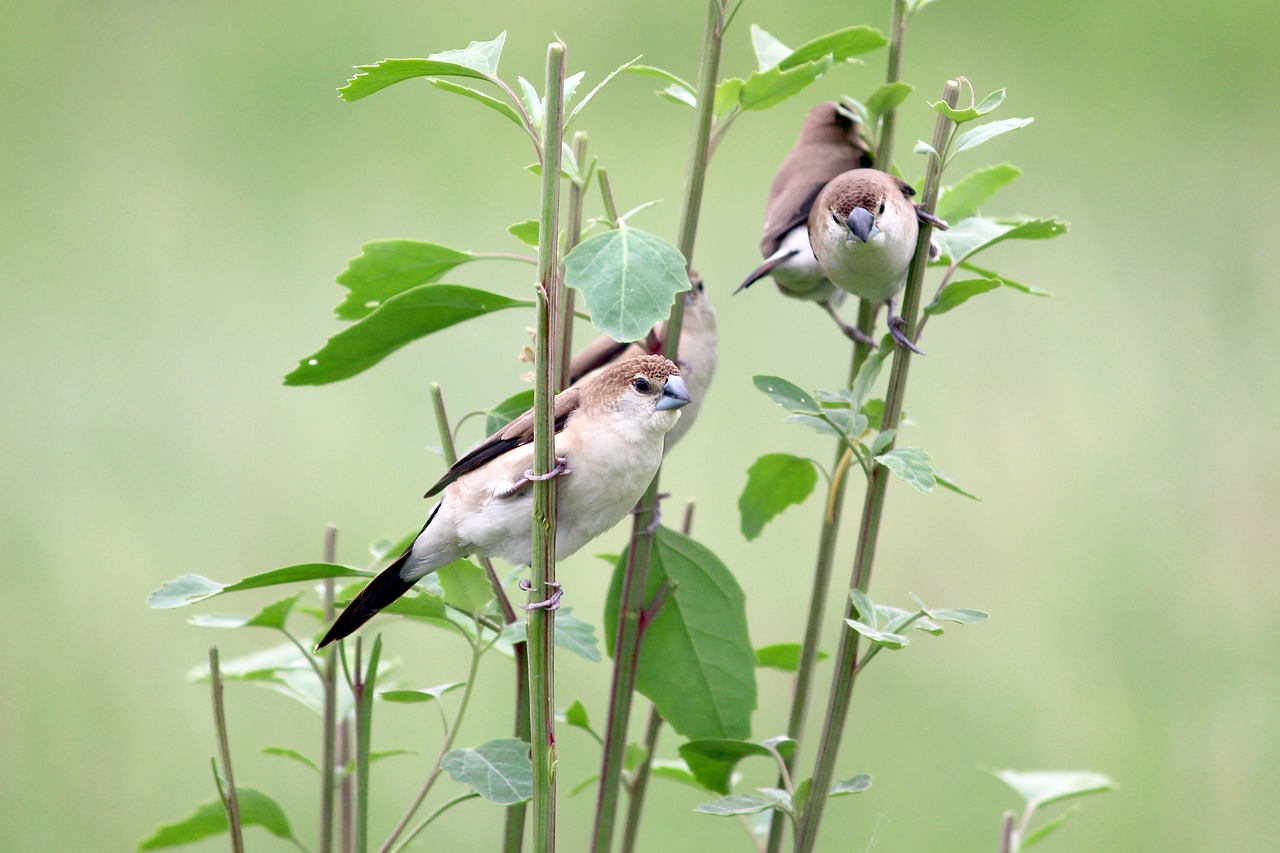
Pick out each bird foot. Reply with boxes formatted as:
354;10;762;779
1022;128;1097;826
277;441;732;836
518;579;564;611
823;301;876;345
498;456;572;497
886;299;926;355
631;492;670;535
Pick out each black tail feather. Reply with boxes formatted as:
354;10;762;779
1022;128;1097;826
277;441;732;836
316;549;418;649
735;249;799;295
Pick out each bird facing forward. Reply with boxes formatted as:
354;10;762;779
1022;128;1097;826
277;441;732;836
317;355;691;648
809;168;945;352
736;102;873;340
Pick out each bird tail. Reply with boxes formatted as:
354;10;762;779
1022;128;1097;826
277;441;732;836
735;249;799;295
316;507;439;649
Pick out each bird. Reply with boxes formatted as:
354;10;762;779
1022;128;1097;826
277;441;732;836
317;355;691;648
808;167;948;353
567;272;716;449
736;102;874;341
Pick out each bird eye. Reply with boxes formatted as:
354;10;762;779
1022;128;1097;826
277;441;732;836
832;211;841;224
877;199;885;215
632;377;651;393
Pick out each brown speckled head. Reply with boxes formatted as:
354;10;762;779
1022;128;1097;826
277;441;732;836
582;354;683;410
816;169;915;219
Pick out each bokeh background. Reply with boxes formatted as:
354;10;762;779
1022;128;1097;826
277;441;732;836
4;0;1278;850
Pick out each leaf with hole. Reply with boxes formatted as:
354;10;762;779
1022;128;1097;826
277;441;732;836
285;285;529;386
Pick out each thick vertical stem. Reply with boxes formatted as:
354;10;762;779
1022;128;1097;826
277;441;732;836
209;646;245;853
792;80;958;853
876;0;908;172
529;41;566;853
557;131;589;393
320;526;339;853
353;635;384;853
590;5;725;853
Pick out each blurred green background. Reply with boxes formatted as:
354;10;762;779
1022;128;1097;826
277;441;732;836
4;0;1278;850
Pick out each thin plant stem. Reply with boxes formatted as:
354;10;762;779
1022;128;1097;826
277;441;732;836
558;131;589;392
530;41;567;853
999;810;1017;853
589;5;726;852
381;639;485;853
397;793;482;851
354;635;384;853
876;0;908;172
792;80;959;853
321;526;339;853
208;646;246;853
618;501;691;853
597;169;619;222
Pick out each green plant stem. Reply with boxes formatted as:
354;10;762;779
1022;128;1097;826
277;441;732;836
557;131;588;393
999;810;1017;853
763;305;875;853
530;41;567;853
792;80;958;853
876;0;908;172
353;635;384;853
382;640;485;853
589;5;725;853
399;793;482;851
321;526;339;853
208;646;246;853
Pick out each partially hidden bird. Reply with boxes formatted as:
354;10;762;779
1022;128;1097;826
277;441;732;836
567;272;716;449
736;102;874;340
317;355;691;648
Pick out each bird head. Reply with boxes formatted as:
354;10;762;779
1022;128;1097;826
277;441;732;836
585;355;691;434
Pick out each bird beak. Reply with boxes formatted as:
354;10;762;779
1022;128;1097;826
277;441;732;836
656;375;692;411
846;207;879;243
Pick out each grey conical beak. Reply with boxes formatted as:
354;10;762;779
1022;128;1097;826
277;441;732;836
846;206;878;243
656;375;692;411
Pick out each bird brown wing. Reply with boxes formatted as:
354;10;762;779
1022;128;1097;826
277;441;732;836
567;335;632;384
761;147;873;256
424;387;582;497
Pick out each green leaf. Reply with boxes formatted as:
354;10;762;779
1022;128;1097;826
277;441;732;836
992;770;1115;810
604;527;757;739
507;220;540;247
340;54;496;101
865;81;914;118
429;32;506;77
137;788;304;850
563;226;692;342
923;278;1002;316
950;117;1034;157
930;87;1005;123
935;469;981;500
657;83;698;108
148;564;371;609
875;447;936;493
285;285;529;386
427;79;524;127
627;65;694;94
1021;804;1082;849
830;774;873;796
935;164;1022;223
694;789;790;817
564;699;597;739
738;57;834;112
485;389;535;435
262;747;320;774
868;429;896;457
650;759;702;789
750;25;793;72
844;617;909;650
780;26;887;68
377;587;449;622
438;561;494;614
442;739;534;805
960;261;1053;297
783;413;848;440
739;454;818;540
851;339;892;409
187;592;302;630
517;76;544;133
567;56;641;127
334;241;478;321
624;743;649;772
913;140;939;157
861;398;884;431
753;375;819;413
679;739;795;795
712;77;744;118
378;681;466;703
755;643;828;672
501;608;603;662
188;643;316;682
932;217;1068;266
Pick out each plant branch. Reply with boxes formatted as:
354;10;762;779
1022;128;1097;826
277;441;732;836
381;640;485;853
320;526;339;853
558;131;589;392
590;5;726;851
792;80;959;853
353;635;383;853
208;646;246;853
529;41;567;853
876;0;908;172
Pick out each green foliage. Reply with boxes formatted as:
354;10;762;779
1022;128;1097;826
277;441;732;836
935;163;1022;222
333;240;483;321
755;642;828;672
694;789;791;817
563;224;692;342
285;284;530;386
137;788;304;850
678;737;795;794
604;527;757;739
484;389;536;434
148;564;371;609
739;453;818;540
438;560;495;614
378;681;466;703
503;609;603;662
875;446;936;493
992;770;1116;852
441;739;535;805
